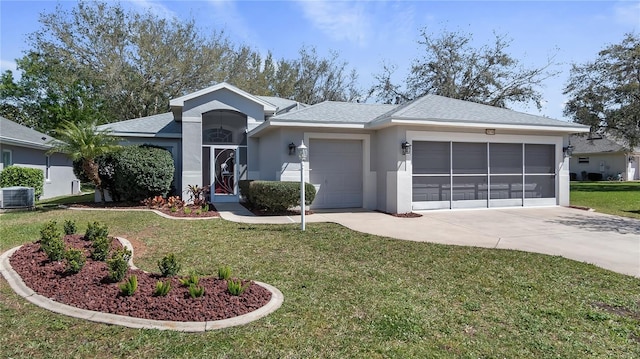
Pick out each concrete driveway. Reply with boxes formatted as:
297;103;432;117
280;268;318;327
216;204;640;277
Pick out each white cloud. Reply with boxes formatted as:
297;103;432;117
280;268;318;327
295;0;372;46
127;0;178;20
0;59;17;73
613;1;640;26
206;0;256;43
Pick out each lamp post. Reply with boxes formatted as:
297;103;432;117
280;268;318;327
298;140;308;231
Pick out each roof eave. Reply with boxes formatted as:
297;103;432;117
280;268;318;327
0;137;53;150
249;120;366;137
367;118;591;133
169;82;277;112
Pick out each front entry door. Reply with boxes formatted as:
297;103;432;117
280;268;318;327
211;147;238;202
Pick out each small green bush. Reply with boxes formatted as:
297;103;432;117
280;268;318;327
63;220;77;235
91;236;111;261
64;248;86;274
0;166;44;200
188;284;205;298
153;280;172;297
157;253;181;277
40;221;65;261
218;265;232;280
180;273;199;287
85;221;109;242
240;181;316;213
227;278;250;296
107;248;131;282
119;275;138;296
40;220;61;241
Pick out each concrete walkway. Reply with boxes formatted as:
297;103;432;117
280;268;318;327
215;203;640;277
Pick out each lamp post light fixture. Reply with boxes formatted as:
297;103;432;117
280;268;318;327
298;140;308;231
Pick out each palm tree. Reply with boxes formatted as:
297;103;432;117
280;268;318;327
48;120;121;203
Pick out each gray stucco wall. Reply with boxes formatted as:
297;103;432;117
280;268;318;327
569;153;628;180
0;144;78;199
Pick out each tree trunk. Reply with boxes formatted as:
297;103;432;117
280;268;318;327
81;159;104;203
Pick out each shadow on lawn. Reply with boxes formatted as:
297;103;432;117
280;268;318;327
548;214;640;236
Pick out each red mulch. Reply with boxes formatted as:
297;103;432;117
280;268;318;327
9;235;271;322
69;202;219;218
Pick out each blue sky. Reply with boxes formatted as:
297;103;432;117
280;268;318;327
1;0;638;121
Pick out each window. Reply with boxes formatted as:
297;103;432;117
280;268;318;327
204;128;233;143
45;155;51;181
578;157;589;164
2;149;12;168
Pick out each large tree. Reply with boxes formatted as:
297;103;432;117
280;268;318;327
563;33;640;148
369;29;558;109
0;1;361;133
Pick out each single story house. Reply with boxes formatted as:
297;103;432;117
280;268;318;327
569;134;639;181
99;82;589;213
0;116;80;199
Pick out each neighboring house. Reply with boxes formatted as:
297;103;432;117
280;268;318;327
99;82;589;213
569;134;640;181
0;116;79;199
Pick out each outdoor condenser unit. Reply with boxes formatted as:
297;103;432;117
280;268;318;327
0;186;35;209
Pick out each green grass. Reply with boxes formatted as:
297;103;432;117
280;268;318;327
1;206;639;358
571;181;640;219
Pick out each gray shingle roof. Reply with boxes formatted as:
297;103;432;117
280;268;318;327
97;112;181;137
569;134;638;154
257;96;308;114
272;101;397;124
371;95;588;129
0;116;57;149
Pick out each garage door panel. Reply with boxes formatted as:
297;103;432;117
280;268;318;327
310;139;363;209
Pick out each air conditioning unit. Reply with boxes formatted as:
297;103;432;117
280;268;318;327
0;186;35;209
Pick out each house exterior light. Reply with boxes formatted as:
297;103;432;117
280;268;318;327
288;142;297;156
401;141;411;155
563;145;574;158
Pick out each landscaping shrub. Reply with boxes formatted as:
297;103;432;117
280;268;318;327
63;220;77;235
119;275;138;296
158;253;181;277
40;220;65;261
0;166;44;200
64;248;86;274
91;236;111;261
218;265;232;280
227;278;249;296
180;273;199;287
588;172;603;181
112;145;174;202
569;172;577;181
107;248;131;282
188;284;205;298
240;180;316;213
85;221;109;242
153;280;172;297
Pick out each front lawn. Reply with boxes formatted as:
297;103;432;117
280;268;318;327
1;208;639;358
571;181;640;219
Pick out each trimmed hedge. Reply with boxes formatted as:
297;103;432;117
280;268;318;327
239;180;316;213
0;166;44;200
112;145;174;202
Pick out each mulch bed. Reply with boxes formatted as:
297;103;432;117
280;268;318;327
9;235;271;322
69;202;219;218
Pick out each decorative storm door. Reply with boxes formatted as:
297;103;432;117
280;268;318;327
211;147;238;202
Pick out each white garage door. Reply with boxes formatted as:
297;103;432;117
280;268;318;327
309;139;363;209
